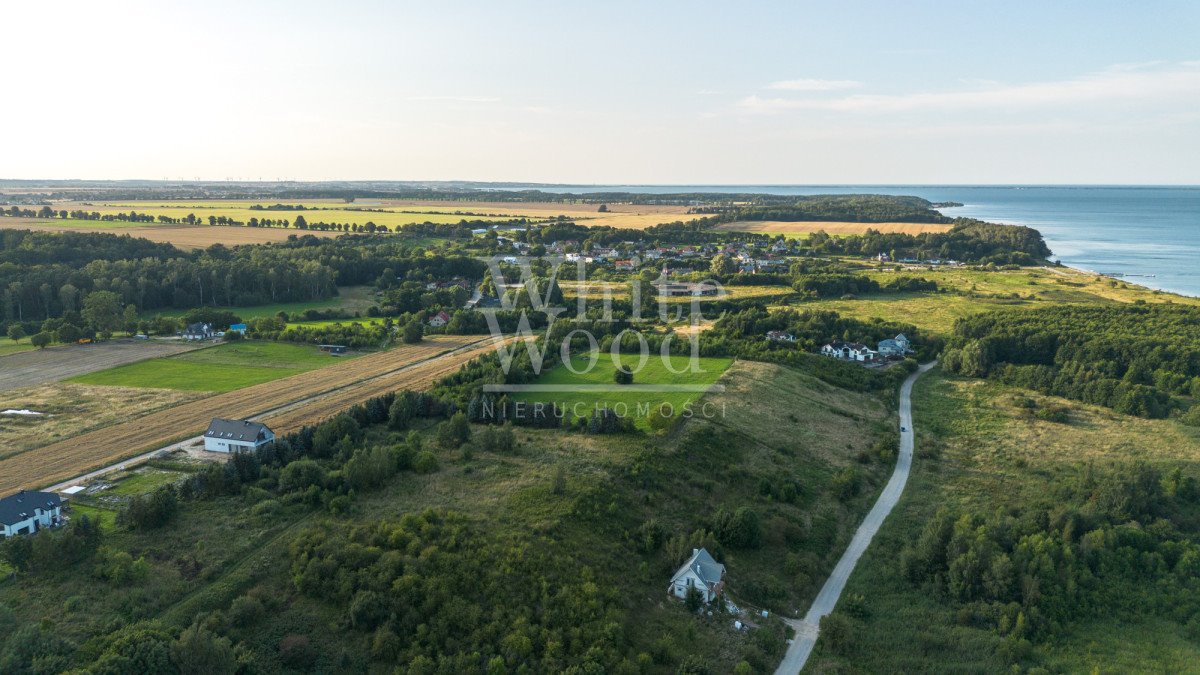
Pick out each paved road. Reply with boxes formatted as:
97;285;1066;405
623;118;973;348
774;361;936;675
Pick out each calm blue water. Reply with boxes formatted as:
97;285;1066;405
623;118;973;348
501;185;1200;297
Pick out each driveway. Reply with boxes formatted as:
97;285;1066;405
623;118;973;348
775;361;936;675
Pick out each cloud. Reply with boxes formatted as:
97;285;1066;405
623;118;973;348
406;95;501;103
740;62;1200;114
766;78;862;91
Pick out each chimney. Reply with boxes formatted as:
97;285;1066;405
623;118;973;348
692;548;698;556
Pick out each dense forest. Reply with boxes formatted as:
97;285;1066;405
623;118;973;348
692;194;952;223
0;230;483;335
897;461;1200;661
942;304;1200;418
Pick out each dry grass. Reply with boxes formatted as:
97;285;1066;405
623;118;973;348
0;339;201;393
683;360;891;468
0;336;487;494
714;220;954;237
0;383;204;460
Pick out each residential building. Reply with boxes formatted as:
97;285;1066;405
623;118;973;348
668;548;726;603
203;419;275;453
0;491;63;538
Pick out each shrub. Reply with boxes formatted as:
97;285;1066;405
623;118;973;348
278;634;316;670
413;451;439;474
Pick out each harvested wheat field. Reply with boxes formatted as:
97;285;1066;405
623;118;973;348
262;338;503;432
0;336;493;494
713;220;954;237
0;220;340;249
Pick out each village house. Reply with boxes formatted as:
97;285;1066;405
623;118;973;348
0;490;64;538
182;322;214;340
203;418;275;453
428;310;451;327
668;548;726;604
821;341;878;362
653;267;720;297
614;259;636;272
766;330;796;343
877;333;912;357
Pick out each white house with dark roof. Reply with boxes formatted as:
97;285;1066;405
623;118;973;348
822;341;877;361
668;548;726;603
203;418;275;453
0;490;63;538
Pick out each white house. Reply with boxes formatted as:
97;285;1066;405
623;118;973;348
821;341;877;362
203;419;275;453
766;330;796;343
877;333;913;358
0;490;63;538
427;311;451;327
669;548;726;603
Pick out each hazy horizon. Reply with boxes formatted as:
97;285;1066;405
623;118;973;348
4;1;1199;184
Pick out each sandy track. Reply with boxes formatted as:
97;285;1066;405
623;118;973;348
0;336;492;494
0;339;199;393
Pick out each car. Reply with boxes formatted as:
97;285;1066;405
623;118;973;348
900;426;907;432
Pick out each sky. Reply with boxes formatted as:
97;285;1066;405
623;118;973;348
3;1;1199;184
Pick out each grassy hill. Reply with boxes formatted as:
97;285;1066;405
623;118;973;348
806;369;1200;673
0;359;899;673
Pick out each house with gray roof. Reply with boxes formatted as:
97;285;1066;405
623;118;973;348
668;547;726;604
0;490;63;538
203;418;275;454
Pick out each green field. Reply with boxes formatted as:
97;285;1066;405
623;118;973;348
68;504;118;531
0;337;36;357
145;285;377;320
806;265;1200;335
104;468;191;497
511;354;733;429
69;341;346;392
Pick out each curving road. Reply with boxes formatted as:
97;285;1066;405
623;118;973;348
775;361;936;675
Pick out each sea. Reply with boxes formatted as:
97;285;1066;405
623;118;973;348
503;185;1200;298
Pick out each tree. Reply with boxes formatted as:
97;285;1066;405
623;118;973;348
123;305;140;336
171;623;237;675
438;412;471;448
30;331;52;349
403;318;424;344
613;369;634;385
82;291;123;335
6;325;24;343
710;254;736;276
56;323;82;343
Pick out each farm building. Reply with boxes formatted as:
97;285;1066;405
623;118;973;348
0;490;63;538
318;344;348;355
228;323;248;334
203;418;275;453
427;311;451;327
669;548;726;603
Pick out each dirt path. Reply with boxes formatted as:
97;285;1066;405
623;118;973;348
774;361;936;675
0;339;199;393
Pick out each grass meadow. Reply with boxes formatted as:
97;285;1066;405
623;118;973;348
805;369;1200;672
68;341;347;393
510;354;733;430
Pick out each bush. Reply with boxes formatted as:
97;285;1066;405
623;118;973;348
413;451;439;474
437;412;471;448
278;634;316;670
613;369;634;385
